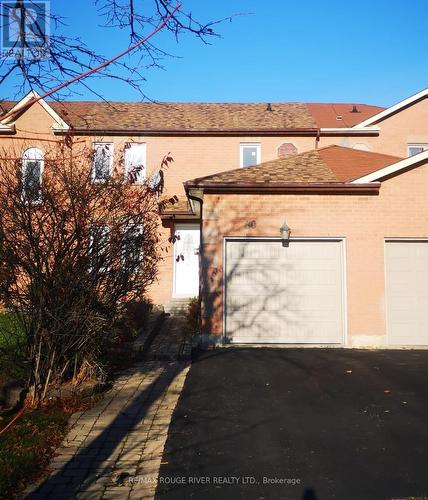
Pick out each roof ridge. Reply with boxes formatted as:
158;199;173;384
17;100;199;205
46;100;381;106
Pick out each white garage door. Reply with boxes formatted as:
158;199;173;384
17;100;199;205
225;239;345;344
385;240;428;345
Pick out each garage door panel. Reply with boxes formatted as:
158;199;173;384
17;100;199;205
286;269;337;286
228;291;338;315
418;271;428;283
227;294;283;313
287;293;338;312
225;240;345;344
228;242;281;260
389;324;428;345
229;267;280;287
231;305;335;323
288;322;342;344
231;319;342;344
386;241;428;346
388;271;412;286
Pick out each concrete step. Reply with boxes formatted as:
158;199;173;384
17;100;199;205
165;298;191;316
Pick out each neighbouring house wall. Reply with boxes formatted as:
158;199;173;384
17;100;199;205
200;163;428;346
318;96;428;156
370;96;428;157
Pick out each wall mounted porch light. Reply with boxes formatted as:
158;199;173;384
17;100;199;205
280;220;291;247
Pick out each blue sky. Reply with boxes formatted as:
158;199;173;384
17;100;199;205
3;0;428;105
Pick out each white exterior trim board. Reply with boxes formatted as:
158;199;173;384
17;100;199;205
320;127;379;135
1;90;70;130
353;88;428;129
352;149;428;183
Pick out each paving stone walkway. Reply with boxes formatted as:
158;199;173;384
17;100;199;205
24;317;191;500
147;316;192;361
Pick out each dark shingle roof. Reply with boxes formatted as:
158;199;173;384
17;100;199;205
185;146;402;186
1;99;385;131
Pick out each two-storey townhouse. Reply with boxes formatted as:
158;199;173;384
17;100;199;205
1;87;428;347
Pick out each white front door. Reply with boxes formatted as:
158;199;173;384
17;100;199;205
173;224;200;297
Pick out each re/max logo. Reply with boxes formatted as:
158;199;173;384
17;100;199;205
1;1;50;53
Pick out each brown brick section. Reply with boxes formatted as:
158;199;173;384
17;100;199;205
277;142;298;158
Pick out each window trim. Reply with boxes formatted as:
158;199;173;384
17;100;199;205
22;147;44;203
408;144;428;157
124;142;147;184
240;143;261;168
92;142;114;182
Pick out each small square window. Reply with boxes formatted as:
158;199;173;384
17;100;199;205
92;143;114;181
408;144;428;157
240;143;261;168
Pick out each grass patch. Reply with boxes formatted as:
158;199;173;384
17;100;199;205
0;405;69;498
0;311;25;382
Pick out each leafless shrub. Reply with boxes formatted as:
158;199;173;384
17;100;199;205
0;139;172;404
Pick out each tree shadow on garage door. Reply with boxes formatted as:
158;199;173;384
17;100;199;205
199;199;344;345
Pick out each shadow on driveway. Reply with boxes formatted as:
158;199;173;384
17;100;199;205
26;361;184;499
156;348;428;500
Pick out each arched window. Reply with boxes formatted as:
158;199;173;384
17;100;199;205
22;147;43;201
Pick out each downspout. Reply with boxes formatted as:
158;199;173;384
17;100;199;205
315;127;321;149
186;188;204;339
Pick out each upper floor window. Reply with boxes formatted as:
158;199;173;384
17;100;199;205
240;143;261;168
22;147;43;202
408;144;428;157
92;143;114;181
125;143;146;184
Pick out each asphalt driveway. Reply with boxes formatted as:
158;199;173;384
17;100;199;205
156;348;428;500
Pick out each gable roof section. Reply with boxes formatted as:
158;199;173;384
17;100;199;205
185;146;401;190
0;90;69;130
353;88;428;128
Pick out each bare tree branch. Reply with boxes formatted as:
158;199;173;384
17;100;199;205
0;1;238;101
